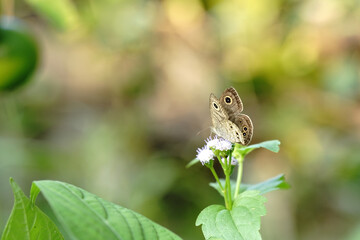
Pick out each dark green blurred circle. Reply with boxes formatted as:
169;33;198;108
0;17;38;91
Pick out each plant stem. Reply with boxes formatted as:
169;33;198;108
215;154;229;209
233;154;244;200
226;151;233;209
225;166;232;210
216;153;225;169
209;166;223;191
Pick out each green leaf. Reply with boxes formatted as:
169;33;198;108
34;180;182;240
186;158;200;168
24;0;80;31
196;191;266;240
1;178;64;240
234;140;280;157
242;174;290;194
210;174;290;197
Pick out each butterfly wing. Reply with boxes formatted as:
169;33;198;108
233;114;253;145
209;93;228;127
219;87;243;121
219;87;254;145
219;120;244;143
209;93;244;143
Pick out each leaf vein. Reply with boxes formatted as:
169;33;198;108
48;182;122;239
114;205;133;240
129;210;145;240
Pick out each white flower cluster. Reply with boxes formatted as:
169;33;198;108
205;137;232;151
196;136;233;165
196;146;214;165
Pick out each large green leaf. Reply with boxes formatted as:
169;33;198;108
34;180;182;240
196;191;266;240
1;178;64;240
234;140;280;157
210;174;290;197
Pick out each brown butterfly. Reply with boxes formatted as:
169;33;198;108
209;87;253;145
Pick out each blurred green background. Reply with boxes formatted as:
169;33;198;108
1;0;360;239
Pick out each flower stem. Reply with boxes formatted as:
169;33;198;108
225;167;232;209
209;166;223;191
215;153;233;209
225;151;233;210
215;154;229;208
216;154;226;169
234;154;244;200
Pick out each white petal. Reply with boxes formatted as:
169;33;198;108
196;146;214;165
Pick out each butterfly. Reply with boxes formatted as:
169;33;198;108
209;87;253;145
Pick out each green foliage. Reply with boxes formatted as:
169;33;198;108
193;139;288;239
241;174;290;194
210;174;290;197
1;139;285;240
233;140;281;157
1;178;64;240
2;179;182;240
33;180;182;240
0;17;38;91
196;191;266;240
